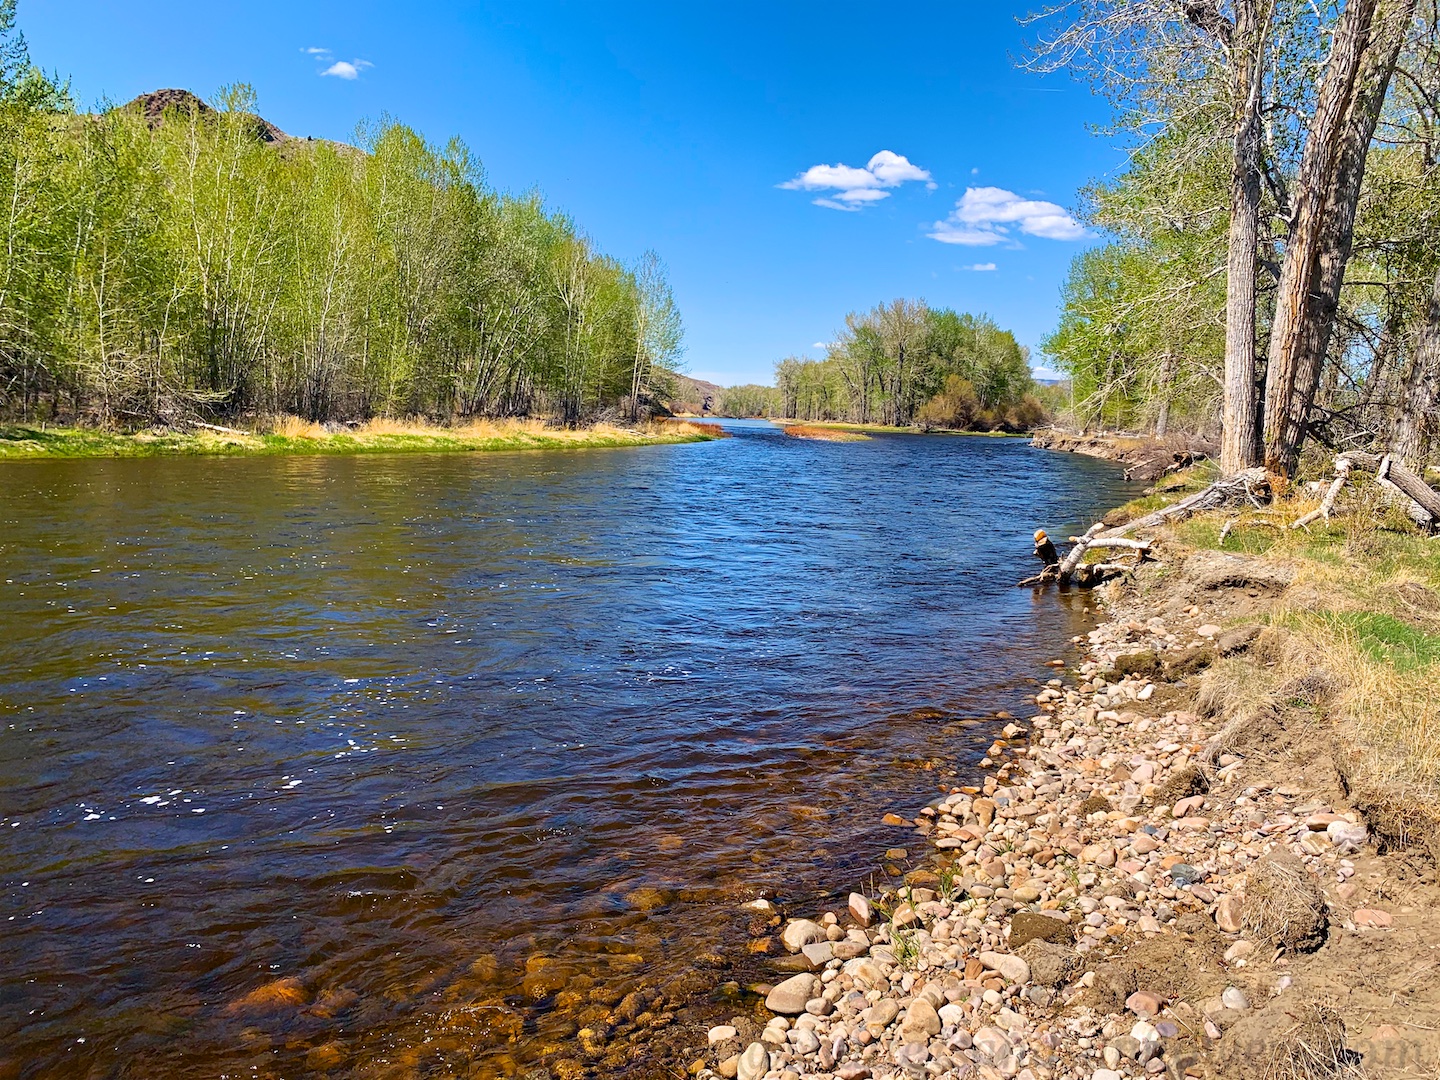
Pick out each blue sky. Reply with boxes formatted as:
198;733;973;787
22;1;1122;386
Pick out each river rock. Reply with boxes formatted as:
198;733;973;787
1215;894;1243;933
765;973;818;1014
898;997;940;1042
1222;986;1251;1011
737;1041;770;1080
1328;821;1367;852
790;1027;820;1054
866;997;900;1033
708;1025;738;1045
1126;990;1162;1017
800;941;833;967
978;950;1030;984
781;919;825;952
894;1042;929;1069
972;1025;1010;1061
848;892;873;927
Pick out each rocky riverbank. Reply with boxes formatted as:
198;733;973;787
686;536;1440;1080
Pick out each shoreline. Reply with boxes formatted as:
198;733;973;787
0;420;720;461
777;420;1033;439
1029;429;1215;483
687;478;1440;1080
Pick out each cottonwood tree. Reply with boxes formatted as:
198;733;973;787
1031;0;1432;476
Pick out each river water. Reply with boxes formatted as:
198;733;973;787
0;422;1130;1079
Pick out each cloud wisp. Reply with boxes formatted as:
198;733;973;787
962;262;998;271
929;187;1087;245
780;151;935;212
303;47;373;80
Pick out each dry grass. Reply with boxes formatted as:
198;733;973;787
1262;1001;1365;1080
1242;851;1329;952
268;414;329;438
782;424;871;443
0;415;722;459
1128;467;1440;860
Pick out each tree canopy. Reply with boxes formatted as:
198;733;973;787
0;68;683;426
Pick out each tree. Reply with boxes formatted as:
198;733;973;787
1033;0;1434;475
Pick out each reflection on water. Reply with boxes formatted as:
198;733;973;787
0;422;1131;1077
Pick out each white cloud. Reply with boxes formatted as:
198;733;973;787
811;341;830;349
303;46;331;56
962;262;998;271
929;186;1087;245
781;150;935;211
320;59;373;79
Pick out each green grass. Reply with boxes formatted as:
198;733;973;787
0;423;719;461
1317;611;1440;672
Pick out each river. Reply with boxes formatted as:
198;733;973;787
0;422;1131;1078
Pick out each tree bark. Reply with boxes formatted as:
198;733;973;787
1393;267;1440;470
1220;0;1268;474
1266;0;1417;474
1261;0;1381;476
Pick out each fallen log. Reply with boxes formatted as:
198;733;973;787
1074;536;1153;553
187;420;250;436
1287;450;1440;532
1111;468;1270;537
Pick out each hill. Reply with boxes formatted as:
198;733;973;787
666;375;724;416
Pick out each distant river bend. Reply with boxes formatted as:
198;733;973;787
0;421;1131;1077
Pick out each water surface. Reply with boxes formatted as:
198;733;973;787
0;423;1130;1078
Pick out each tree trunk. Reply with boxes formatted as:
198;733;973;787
1220;0;1268;474
1393;267;1440;470
1260;0;1380;476
1265;0;1416;474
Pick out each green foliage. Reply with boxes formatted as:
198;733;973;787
0;79;681;425
1044;126;1228;435
774;302;1041;429
716;383;777;417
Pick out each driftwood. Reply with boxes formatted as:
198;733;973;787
187;420;250;436
1019;467;1272;589
1111;467;1270;537
1290;456;1353;529
1288;451;1440;531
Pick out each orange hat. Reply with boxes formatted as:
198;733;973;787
1034;529;1048;542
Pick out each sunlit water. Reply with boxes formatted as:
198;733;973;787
0;422;1131;1078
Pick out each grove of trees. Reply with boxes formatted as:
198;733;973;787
759;302;1046;431
0;7;682;427
1036;0;1440;474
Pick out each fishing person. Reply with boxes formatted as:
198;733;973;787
1033;528;1059;569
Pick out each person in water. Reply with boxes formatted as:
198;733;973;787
1033;528;1059;568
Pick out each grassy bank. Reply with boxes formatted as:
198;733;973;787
0;417;721;461
781;423;871;442
1103;466;1440;855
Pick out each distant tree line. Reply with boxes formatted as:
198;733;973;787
1035;0;1440;474
0;7;681;427
719;301;1046;431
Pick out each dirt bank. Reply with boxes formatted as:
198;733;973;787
686;487;1440;1080
1031;430;1215;483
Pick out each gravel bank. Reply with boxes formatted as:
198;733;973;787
688;548;1440;1080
